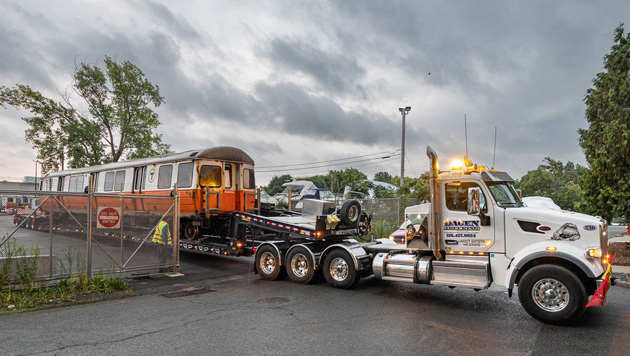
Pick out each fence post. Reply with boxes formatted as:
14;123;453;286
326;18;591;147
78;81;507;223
120;193;124;268
173;184;180;274
87;176;93;277
49;192;53;279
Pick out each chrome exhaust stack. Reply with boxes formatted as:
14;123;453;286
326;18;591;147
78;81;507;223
426;146;443;261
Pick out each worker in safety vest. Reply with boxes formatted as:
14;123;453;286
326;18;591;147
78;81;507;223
153;218;172;272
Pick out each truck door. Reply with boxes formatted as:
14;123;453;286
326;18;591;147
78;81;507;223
441;181;495;253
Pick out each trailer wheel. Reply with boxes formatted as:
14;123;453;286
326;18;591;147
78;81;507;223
340;200;361;226
286;246;315;284
323;249;360;289
255;245;286;281
183;222;198;241
518;265;587;325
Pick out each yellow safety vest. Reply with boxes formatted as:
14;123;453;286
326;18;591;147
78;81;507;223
152;221;172;245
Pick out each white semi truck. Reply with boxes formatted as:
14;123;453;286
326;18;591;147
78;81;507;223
251;146;614;325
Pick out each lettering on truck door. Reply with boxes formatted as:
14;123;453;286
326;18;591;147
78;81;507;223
442;181;495;252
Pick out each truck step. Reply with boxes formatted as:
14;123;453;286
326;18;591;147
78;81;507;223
430;256;490;289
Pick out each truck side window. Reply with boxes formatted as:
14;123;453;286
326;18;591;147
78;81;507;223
445;182;486;212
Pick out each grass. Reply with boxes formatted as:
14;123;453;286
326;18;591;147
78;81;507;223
0;274;132;314
1;238;132;314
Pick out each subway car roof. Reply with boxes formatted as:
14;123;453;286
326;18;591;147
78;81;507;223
42;146;255;178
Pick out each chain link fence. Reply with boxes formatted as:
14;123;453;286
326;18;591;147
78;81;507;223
1;190;179;287
355;197;425;240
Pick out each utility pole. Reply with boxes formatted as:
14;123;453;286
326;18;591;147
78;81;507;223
399;106;411;186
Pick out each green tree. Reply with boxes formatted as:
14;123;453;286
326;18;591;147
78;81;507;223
262;174;292;195
517;157;586;211
374;171;394;184
578;24;630;221
518;169;555;196
0;56;171;173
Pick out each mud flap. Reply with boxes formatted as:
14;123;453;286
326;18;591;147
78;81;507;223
586;255;614;308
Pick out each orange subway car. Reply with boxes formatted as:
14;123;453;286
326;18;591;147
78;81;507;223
39;147;257;240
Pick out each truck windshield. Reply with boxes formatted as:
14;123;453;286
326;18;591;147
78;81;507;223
486;182;524;208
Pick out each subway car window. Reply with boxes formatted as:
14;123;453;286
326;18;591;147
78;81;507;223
92;173;98;192
57;177;64;191
224;164;233;189
104;172;114;191
199;165;221;188
158;165;173;189
134;167;146;191
78;176;84;192
244;168;255;189
114;170;125;191
68;176;77;192
177;162;194;188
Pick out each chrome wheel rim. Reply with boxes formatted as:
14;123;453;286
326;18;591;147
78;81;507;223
259;251;276;275
348;206;359;222
329;257;349;281
291;253;309;278
532;278;569;312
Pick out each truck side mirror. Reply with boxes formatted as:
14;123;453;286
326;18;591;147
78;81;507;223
405;221;416;240
467;187;480;216
516;189;523;201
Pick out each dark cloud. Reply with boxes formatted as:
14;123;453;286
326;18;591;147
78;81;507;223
262;37;367;94
137;1;200;41
1;0;629;182
253;81;422;145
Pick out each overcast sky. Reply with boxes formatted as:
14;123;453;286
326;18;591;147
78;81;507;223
0;1;628;185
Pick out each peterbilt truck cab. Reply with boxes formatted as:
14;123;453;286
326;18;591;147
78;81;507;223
253;146;613;325
382;146;612;324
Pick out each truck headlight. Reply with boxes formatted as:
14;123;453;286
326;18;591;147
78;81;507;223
586;248;602;258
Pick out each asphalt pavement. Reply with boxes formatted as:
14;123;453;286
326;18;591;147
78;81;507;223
1;257;630;356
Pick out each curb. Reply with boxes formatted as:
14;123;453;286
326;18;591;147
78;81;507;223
614;280;630;289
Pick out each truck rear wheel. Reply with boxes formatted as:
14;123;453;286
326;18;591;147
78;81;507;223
286;246;315;284
323;250;359;289
517;265;587;325
255;245;286;281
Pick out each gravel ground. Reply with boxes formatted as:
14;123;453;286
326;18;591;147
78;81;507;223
613;271;630;287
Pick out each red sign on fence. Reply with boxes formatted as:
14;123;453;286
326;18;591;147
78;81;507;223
97;207;121;229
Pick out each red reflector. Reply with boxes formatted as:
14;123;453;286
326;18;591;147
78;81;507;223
253;248;258;254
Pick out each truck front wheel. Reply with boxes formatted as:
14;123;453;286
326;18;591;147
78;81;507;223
323;250;360;289
518;265;587;325
255;245;286;281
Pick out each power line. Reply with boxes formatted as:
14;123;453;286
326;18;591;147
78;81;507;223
405;154;418;177
256;155;400;175
257;153;400;173
257;150;399;169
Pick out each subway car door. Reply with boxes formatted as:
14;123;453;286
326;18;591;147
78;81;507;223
222;163;237;211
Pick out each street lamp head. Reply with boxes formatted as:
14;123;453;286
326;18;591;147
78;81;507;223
399;108;404;113
405;106;411;112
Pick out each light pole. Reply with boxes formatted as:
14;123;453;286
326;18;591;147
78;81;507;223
399;106;411;186
33;160;40;190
